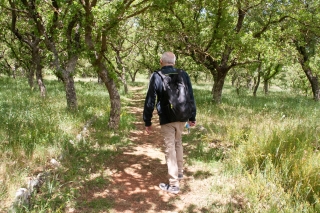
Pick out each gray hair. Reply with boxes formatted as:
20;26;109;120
161;52;176;65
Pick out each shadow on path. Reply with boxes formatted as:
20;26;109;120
73;87;184;213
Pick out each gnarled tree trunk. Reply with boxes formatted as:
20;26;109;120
63;55;78;110
98;65;121;129
19;0;80;109
297;44;320;101
300;64;320;101
82;0;122;129
211;68;228;103
32;41;46;97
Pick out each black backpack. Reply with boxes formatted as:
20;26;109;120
156;69;192;122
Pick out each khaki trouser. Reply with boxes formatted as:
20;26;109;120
160;122;185;187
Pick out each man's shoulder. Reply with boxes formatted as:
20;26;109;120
174;68;188;75
150;71;164;83
176;69;189;78
152;70;163;78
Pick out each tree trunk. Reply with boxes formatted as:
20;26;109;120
32;43;46;97
81;0;121;129
296;44;320;101
27;66;34;89
246;76;253;90
253;59;262;97
98;64;121;129
122;72;128;94
235;76;241;95
37;78;46;97
263;80;269;95
212;80;224;103
302;66;320;101
64;77;77;110
311;76;320;101
129;70;137;83
13;63;17;79
231;73;237;86
253;72;261;97
63;56;78;110
49;52;78;110
115;51;128;94
212;68;228;103
19;0;79;109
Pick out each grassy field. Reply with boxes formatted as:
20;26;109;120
190;82;320;212
0;75;319;212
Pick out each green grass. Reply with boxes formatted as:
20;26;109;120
0;76;136;212
0;76;319;212
191;82;320;212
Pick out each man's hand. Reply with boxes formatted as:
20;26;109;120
188;121;196;127
145;125;152;134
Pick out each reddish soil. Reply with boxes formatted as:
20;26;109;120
69;87;223;213
103;88;184;212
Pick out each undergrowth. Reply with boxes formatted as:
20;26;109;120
0;77;135;212
191;82;320;212
0;76;319;212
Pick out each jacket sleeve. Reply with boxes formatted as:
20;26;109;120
143;73;157;126
185;72;197;121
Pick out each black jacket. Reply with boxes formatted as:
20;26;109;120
143;66;196;126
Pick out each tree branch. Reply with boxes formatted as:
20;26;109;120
206;0;223;51
253;15;290;38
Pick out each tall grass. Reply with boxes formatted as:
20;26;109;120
0;77;136;212
191;82;320;212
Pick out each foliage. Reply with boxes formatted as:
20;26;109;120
1;0;319;101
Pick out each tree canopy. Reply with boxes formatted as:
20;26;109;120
0;0;319;127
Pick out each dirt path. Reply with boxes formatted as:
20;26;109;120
72;86;237;213
106;87;187;212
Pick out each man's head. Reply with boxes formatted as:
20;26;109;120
160;52;176;67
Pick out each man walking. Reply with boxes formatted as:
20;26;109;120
143;52;197;194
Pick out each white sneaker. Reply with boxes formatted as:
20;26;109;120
159;183;180;194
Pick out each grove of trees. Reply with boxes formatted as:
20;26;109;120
0;0;319;129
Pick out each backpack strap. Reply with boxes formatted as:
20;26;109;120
155;68;182;77
154;71;168;93
154;70;165;81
